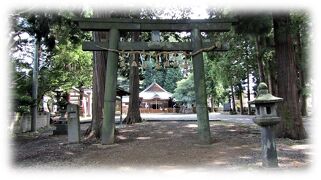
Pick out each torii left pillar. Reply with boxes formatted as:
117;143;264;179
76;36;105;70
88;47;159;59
101;28;120;145
191;28;212;144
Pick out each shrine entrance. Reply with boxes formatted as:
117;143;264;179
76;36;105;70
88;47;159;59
74;18;235;145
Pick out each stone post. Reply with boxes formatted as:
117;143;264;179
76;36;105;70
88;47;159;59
67;104;80;143
251;82;283;167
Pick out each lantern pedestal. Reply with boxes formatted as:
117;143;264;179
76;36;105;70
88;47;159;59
255;116;281;167
250;82;283;168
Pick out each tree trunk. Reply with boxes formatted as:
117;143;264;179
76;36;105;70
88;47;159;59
295;31;308;117
247;69;251;115
31;40;40;132
273;13;307;140
211;95;215;112
267;57;278;96
255;35;266;83
85;12;110;139
300;69;308;116
231;84;236;113
266;61;273;94
238;83;244;115
124;32;142;124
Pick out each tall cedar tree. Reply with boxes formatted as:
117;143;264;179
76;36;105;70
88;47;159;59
292;13;310;117
124;32;142;124
273;13;307;139
85;12;109;139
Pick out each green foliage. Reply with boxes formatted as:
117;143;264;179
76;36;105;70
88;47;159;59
164;68;184;93
290;11;311;83
205;28;257;106
13;94;33;113
173;73;195;104
48;42;92;91
142;55;183;93
10;10;93;112
11;60;33;113
233;12;274;85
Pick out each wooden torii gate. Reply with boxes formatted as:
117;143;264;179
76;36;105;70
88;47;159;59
75;18;235;145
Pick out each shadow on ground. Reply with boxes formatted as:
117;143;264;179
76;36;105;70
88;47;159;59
11;121;311;170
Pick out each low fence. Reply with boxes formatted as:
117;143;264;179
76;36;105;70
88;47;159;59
9;112;50;134
139;108;180;113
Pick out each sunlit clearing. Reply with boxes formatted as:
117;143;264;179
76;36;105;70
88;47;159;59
184;124;197;128
117;135;128;140
228;129;237;132
121;129;136;133
212;161;228;165
239;156;252;160
65;151;74;155
116;166;134;171
278;156;291;161
226;124;236;127
291;144;310;150
136;136;151;140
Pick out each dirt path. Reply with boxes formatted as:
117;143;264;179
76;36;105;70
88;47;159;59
11;121;311;170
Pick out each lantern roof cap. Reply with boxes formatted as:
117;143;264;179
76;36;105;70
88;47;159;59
250;82;283;104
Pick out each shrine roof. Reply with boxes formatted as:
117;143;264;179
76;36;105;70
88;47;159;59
139;82;172;100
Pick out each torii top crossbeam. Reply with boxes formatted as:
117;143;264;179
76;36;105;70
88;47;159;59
74;18;237;32
74;18;235;52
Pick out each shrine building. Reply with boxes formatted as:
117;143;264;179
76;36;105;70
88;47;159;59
139;82;174;113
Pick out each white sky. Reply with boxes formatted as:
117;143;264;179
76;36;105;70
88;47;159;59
157;5;209;19
189;5;209;19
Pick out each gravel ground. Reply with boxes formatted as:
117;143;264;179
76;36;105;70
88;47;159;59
10;121;312;171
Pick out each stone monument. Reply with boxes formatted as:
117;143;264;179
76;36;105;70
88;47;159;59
67;104;80;143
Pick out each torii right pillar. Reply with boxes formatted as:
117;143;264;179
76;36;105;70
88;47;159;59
191;28;212;144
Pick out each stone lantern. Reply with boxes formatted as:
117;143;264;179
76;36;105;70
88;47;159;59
250;82;283;167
